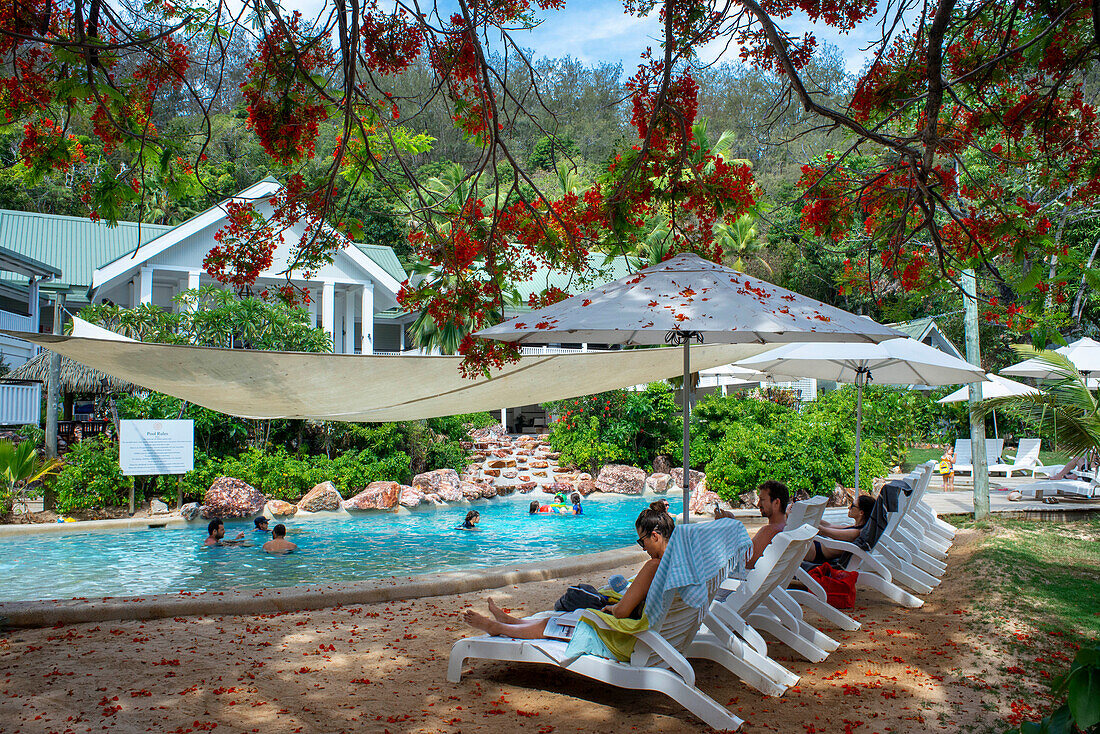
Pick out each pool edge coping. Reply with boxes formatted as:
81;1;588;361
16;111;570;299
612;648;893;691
0;545;647;628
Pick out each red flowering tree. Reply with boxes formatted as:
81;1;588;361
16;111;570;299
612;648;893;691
2;0;1098;371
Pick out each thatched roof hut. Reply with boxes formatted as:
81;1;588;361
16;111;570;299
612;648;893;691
5;351;138;393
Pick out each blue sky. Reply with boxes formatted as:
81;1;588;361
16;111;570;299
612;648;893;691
286;0;881;75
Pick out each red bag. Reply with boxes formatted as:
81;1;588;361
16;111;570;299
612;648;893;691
808;564;859;609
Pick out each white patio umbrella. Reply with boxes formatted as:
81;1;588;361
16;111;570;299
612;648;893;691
738;338;987;490
697;364;765;391
475;253;903;519
938;374;1038;438
1002;337;1100;381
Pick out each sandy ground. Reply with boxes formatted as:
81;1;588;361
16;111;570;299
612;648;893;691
0;529;1001;734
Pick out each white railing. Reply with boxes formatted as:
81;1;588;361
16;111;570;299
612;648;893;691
0;383;41;425
0;310;32;332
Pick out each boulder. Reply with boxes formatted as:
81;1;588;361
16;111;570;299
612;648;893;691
578;472;592;482
689;486;721;517
731;489;759;510
484;468;501;477
266;499;298;517
201;477;265;519
488;458;516;469
530;460;549;469
180;502;201;521
150;499;169;515
413;468;461;502
549;481;575;497
645;472;672;494
424;493;442;505
495;484;513;496
399;486;423;508
827;485;854;508
532;470;548;478
460;481;484;501
576;478;597;496
518;482;538;493
469;424;508;441
297;481;343;512
670;468;705;493
595;464;646;495
481;483;499;499
344;482;400;511
544;452;561;460
502;470;517;479
652;454;674;475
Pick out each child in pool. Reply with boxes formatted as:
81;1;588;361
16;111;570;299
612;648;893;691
460;510;481;530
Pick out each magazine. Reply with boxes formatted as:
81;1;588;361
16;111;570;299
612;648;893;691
543;610;585;641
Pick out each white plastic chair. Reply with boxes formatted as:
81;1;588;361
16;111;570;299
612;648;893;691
954;438;1004;474
448;535;744;730
989;438;1042;477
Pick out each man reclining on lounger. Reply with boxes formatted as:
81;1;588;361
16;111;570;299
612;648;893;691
715;479;789;568
462;507;673;638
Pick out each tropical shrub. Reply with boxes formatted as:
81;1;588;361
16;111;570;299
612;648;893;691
544;385;679;473
0;440;61;514
52;435;134;513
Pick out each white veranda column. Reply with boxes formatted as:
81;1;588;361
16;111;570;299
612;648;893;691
138;267;154;304
186;270;201;311
344;288;356;354
307;290;318;327
359;283;374;355
321;281;335;351
27;277;39;330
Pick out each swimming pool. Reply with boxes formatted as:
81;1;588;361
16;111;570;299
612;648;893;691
0;494;681;602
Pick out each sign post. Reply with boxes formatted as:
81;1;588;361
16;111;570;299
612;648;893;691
120;421;195;514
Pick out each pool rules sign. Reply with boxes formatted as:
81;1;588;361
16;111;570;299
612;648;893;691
120;419;195;476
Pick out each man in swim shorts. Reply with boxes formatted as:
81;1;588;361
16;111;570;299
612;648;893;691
263;524;297;553
716;479;789;568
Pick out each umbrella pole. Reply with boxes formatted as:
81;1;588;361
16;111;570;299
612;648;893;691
854;368;867;493
682;337;691;523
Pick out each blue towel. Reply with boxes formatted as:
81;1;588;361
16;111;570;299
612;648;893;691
643;518;751;626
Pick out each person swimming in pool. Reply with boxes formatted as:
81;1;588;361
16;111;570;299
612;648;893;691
529;500;540;514
262;523;298;554
253;516;270;533
571;493;583;515
204;519;245;547
459;510;481;530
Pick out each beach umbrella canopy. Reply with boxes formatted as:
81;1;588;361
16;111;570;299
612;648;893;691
937;374;1038;403
1001;337;1100;380
697;364;765;390
738;338;987;490
476;253;903;519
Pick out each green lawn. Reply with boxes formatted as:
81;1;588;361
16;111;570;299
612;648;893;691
956;518;1100;731
902;446;1068;473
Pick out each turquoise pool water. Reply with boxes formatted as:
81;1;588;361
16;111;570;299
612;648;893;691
0;494;681;602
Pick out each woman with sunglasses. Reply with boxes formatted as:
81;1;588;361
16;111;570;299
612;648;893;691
461;507;674;637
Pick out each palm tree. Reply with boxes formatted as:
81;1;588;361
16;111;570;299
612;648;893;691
0;440;62;515
977;347;1100;458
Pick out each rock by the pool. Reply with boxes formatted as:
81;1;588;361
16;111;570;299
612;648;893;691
399;486;423;508
669;468;705;493
345;481;400;511
595;464;646;495
180;502;201;521
413;468;461;502
518;482;538;493
150;499;168;515
689;485;721;516
645;472;672;494
575;478;597;496
298;481;344;512
201;477;265;519
460;481;484;501
266;499;298;517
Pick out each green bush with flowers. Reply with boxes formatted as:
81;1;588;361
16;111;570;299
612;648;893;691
543;384;680;474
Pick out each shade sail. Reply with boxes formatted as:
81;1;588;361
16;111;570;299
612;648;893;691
3;329;775;422
1001;337;1100;379
477;254;902;345
938;374;1038;404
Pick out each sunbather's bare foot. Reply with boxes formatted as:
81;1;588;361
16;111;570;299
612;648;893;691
487;598;521;624
463;610;504;636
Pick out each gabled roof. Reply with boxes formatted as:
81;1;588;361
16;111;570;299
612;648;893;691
0;209;171;296
510;253;634;302
90;178;282;293
888;317;964;360
0;244;61;279
353;243;406;283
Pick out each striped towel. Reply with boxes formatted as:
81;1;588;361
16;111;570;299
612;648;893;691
643;518;752;626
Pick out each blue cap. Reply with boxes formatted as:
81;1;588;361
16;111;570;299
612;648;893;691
608;574;628;593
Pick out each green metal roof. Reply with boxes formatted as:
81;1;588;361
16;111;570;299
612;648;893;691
510;253;634;301
889;316;935;341
0;209;172;301
353;243;407;283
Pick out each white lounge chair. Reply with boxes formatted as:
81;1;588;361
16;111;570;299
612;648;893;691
688;524;819;693
1015;476;1100;500
989;438;1043;477
448;521;749;731
954;438;1004;474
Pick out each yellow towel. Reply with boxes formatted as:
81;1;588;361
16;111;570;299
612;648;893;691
579;611;650;662
597;586;624;603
